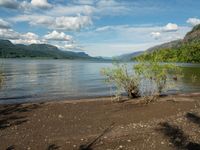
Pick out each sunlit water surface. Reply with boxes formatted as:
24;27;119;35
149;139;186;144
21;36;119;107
0;59;199;104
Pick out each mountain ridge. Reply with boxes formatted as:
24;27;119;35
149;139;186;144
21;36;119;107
133;24;200;63
0;39;103;60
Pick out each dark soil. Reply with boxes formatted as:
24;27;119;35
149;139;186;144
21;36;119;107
0;93;200;150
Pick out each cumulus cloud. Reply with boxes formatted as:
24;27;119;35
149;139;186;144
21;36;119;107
151;32;161;39
0;0;52;10
31;0;52;9
44;30;72;41
94;24;187;43
53;16;92;31
12;15;92;31
12;39;41;44
0;0;19;9
12;32;42;44
0;28;19;39
22;32;39;40
0;26;42;44
0;18;10;29
187;18;200;26
163;23;179;32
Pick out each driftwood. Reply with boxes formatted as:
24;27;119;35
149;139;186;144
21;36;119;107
79;123;115;150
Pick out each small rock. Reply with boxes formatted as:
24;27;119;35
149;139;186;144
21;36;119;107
161;141;165;144
119;145;123;149
127;139;131;142
58;114;63;118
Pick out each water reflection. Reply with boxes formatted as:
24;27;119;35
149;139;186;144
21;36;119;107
0;59;199;104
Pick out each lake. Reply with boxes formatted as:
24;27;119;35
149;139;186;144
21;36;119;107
0;59;200;104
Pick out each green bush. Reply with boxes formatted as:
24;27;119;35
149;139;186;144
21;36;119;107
135;53;181;96
101;53;181;102
0;72;3;87
101;63;140;99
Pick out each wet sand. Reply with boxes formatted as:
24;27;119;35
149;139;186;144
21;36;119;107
0;93;200;150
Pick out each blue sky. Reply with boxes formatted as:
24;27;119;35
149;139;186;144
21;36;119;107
0;0;200;57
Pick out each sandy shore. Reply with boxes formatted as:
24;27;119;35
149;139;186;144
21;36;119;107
0;93;200;150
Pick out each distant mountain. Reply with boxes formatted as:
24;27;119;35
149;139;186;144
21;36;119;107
0;40;102;60
183;24;200;43
146;40;182;52
115;51;144;61
133;24;200;63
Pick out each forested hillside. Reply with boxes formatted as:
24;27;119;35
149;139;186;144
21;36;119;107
133;24;200;63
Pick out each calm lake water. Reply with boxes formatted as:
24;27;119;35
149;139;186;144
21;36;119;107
0;59;200;104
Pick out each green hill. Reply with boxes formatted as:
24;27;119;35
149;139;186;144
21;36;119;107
133;24;200;63
0;40;98;60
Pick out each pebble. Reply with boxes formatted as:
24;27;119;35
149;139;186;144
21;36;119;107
119;145;123;149
127;139;131;142
58;114;63;118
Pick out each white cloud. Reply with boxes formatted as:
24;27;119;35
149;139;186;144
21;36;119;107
12;39;41;45
44;30;72;41
187;18;200;26
31;0;52;9
163;23;179;32
77;24;191;56
12;15;92;31
0;18;10;29
48;5;95;16
12;32;42;44
0;27;42;44
151;32;161;39
13;15;53;26
53;42;84;51
0;0;19;9
53;16;92;31
0;0;52;10
22;32;39;40
64;44;76;49
0;28;19;39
